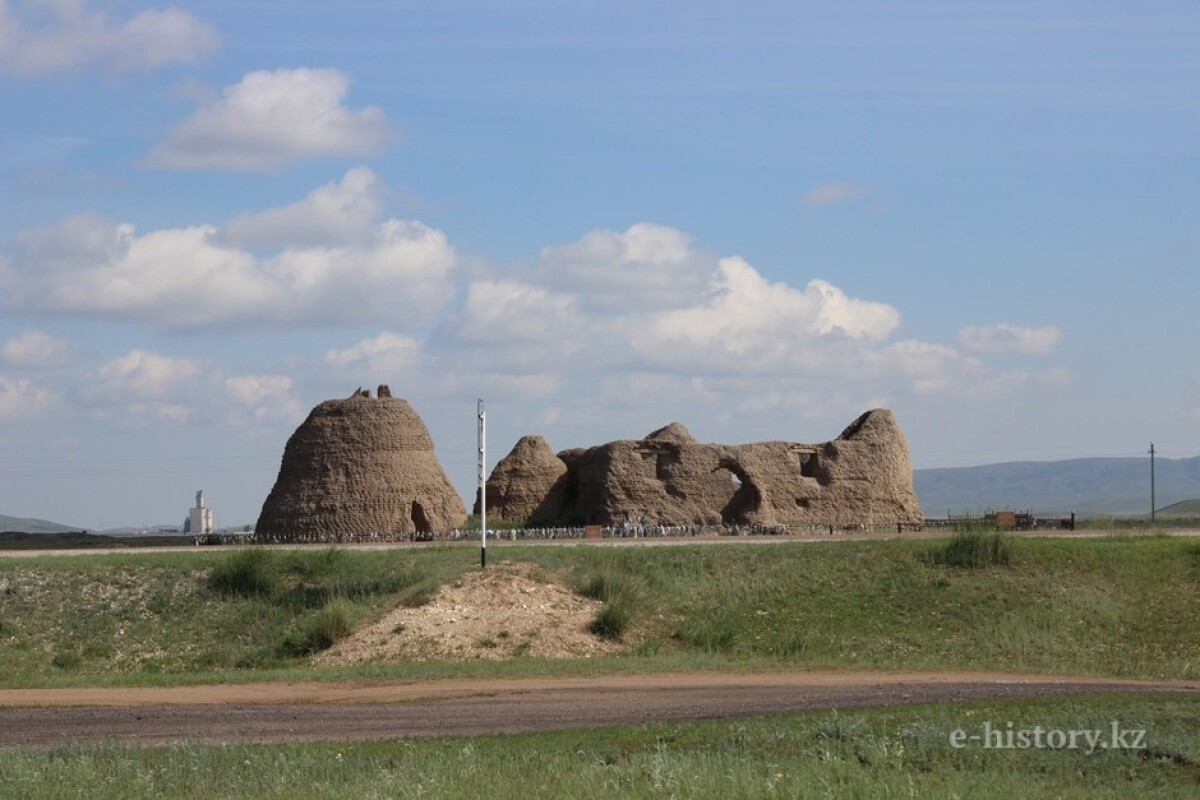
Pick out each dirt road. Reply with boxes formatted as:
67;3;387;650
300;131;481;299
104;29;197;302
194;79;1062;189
1;670;1195;747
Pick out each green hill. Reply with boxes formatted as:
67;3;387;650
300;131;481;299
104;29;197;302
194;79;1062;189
1155;497;1200;517
0;514;82;534
914;455;1200;516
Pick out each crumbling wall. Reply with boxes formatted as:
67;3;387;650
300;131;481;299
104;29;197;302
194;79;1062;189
484;409;922;527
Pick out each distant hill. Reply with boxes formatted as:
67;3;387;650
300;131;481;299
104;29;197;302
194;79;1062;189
1156;498;1200;517
0;515;83;534
6;454;1199;528
914;456;1200;517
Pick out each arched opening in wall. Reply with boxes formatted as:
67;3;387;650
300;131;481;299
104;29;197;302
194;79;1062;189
411;500;432;539
714;462;761;525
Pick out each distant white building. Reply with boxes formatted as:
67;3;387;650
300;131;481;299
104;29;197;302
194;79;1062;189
189;490;213;535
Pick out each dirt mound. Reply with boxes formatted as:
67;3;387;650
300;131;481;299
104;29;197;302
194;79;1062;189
319;563;620;664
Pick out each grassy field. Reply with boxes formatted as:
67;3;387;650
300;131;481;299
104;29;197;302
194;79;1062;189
0;535;1197;687
1;694;1197;798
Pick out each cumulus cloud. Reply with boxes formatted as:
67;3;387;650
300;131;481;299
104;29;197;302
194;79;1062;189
224;374;304;425
324;332;424;375
0;172;458;330
0;374;56;421
451;281;580;345
1;329;69;368
223;167;382;247
3;212;1069;431
536;223;712;311
956;323;1062;355
433;224;1060;405
627;257;902;374
89;349;205;401
75;350;306;428
0;1;219;76
145;68;389;170
801;182;867;208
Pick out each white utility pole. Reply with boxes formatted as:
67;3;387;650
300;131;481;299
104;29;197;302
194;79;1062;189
478;399;487;568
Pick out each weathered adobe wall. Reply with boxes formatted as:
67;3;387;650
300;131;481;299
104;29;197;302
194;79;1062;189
256;387;466;539
484;409;922;527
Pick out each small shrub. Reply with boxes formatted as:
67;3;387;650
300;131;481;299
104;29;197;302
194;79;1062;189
675;612;740;653
208;548;280;597
282;598;356;656
579;568;644;605
589;601;631;641
930;531;1012;569
51;649;82;670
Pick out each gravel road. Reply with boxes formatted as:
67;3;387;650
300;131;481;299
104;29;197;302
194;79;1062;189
1;670;1195;747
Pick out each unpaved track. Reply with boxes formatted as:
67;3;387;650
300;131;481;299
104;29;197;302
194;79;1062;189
1;671;1196;747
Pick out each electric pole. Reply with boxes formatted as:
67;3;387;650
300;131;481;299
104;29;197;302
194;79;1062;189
1149;442;1156;525
478;399;487;568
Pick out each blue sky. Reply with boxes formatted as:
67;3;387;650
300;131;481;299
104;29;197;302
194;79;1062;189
1;1;1197;529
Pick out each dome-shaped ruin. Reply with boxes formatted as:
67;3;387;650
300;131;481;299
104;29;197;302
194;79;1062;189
255;387;466;541
474;434;568;525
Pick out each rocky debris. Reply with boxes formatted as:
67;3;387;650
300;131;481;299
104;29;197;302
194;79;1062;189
318;562;620;664
487;409;923;527
255;389;466;540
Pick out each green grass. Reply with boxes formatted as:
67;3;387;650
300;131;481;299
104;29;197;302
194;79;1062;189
928;530;1013;568
207;548;281;597
1;536;1199;687
0;694;1197;798
281;599;358;656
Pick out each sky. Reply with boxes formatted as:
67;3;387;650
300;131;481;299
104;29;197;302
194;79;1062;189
1;0;1198;529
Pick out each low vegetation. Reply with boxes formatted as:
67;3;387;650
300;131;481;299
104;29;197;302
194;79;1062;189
1;694;1197;798
0;536;1197;686
928;530;1013;568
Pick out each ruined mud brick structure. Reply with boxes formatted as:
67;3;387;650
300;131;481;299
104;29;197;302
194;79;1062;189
255;387;466;540
480;409;922;528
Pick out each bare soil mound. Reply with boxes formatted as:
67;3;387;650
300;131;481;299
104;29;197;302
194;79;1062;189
319;562;620;664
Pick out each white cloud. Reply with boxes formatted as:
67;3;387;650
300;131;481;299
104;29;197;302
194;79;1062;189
224;374;304;425
801;182;867;208
128;401;191;423
1;173;458;330
77;352;312;429
145;68;389;170
89;349;205;401
1;329;69;368
224;374;292;407
0;1;219;76
324;332;424;374
432;224;1061;408
223;167;383;247
451;280;580;344
3;214;1070;438
627;257;902;374
0;374;56;421
536;223;712;311
956;323;1062;355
